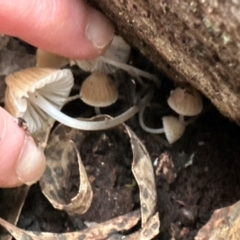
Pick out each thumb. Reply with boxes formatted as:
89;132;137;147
0;0;114;59
0;107;46;188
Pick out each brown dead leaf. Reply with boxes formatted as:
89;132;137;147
123;212;160;240
39;115;159;238
39;124;93;215
124;125;160;239
126;127;157;226
0;210;140;240
195;200;240;240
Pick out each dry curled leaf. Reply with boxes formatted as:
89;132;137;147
39;115;159;238
195;200;240;240
128;212;160;240
126;127;157;226
125;124;160;239
0;210;140;240
39;124;93;215
107;212;160;240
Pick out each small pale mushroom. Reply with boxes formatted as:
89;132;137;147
139;107;185;143
73;35;131;74
5;67;74;133
36;49;69;69
67;71;118;115
139;87;202;143
5;68;154;133
167;87;203;122
72;35;160;86
80;72;118;107
162;116;186;144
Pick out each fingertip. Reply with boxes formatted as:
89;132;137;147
16;136;46;186
0;0;114;59
0;108;46;188
85;7;115;56
0;108;25;187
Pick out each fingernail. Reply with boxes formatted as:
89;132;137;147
86;10;114;50
16;135;46;185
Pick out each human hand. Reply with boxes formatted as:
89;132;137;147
0;0;114;188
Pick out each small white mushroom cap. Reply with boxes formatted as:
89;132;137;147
80;72;118;107
5;67;74;132
72;35;159;85
74;35;131;74
167;87;203;116
36;49;69;69
162;116;186;144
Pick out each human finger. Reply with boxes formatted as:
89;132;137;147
0;0;114;59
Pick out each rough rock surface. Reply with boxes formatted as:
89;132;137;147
88;0;240;124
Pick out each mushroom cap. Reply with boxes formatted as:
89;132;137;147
36;49;69;69
74;35;131;74
167;87;203;116
5;67;73;132
162;116;186;144
80;72;118;107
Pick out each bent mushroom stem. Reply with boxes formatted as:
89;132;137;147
98;56;160;87
28;89;154;131
139;106;165;134
65;95;80;103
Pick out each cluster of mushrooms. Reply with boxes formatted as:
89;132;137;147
4;35;203;143
139;87;203;143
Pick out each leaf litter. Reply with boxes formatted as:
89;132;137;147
2;36;240;239
39;126;93;215
0;210;141;240
0;115;159;239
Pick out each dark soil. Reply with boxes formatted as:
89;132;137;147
17;87;240;240
2;45;240;240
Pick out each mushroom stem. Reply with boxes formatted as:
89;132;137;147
139;106;165;134
179;114;184;123
98;56;160;87
65;95;80;103
29;89;154;131
94;107;101;115
184;116;198;126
